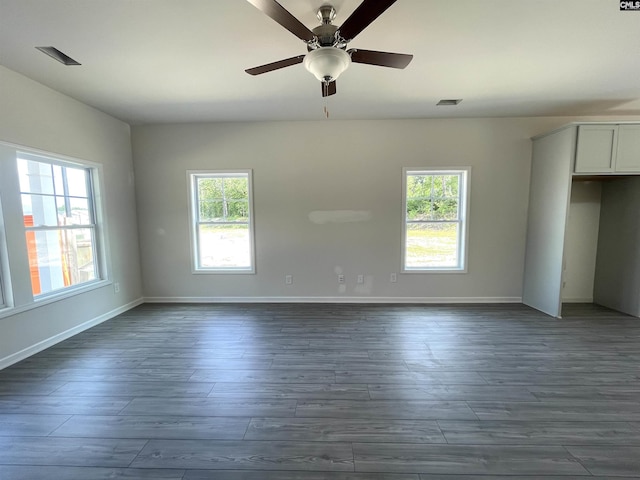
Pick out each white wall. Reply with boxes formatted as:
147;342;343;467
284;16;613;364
132;117;582;302
0;66;143;367
562;180;602;302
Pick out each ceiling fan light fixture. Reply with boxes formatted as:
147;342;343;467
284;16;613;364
304;47;351;83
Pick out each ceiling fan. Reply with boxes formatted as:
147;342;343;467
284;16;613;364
245;0;413;97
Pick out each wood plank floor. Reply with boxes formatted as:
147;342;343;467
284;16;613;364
1;302;639;479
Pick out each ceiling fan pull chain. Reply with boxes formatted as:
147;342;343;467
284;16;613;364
323;82;330;119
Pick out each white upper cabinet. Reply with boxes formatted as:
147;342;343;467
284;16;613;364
574;124;640;174
575;125;617;173
616;125;640;172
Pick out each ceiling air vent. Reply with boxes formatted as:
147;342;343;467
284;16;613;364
437;99;462;106
35;46;81;66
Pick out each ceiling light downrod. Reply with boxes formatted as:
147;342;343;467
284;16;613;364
318;5;336;24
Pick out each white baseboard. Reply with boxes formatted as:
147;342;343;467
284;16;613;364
144;296;523;304
0;297;144;370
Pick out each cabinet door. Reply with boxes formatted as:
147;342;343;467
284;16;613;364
615;125;640;172
574;125;617;173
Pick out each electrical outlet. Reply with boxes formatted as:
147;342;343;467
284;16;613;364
357;274;364;284
390;273;397;283
114;282;120;293
337;274;345;284
285;275;293;285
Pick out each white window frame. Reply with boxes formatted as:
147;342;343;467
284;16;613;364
17;151;106;299
188;169;256;274
402;167;471;273
0;272;5;308
0;196;8;309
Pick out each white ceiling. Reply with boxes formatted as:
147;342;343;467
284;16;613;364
1;0;639;125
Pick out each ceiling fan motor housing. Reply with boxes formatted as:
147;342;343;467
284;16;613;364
311;24;341;48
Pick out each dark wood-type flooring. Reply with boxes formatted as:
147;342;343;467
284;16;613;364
0;302;639;479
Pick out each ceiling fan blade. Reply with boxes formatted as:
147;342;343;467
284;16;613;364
246;0;315;42
349;49;413;69
338;0;397;42
321;81;337;97
245;55;305;75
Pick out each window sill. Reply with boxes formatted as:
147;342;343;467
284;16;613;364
192;269;256;275
0;279;111;320
401;268;468;274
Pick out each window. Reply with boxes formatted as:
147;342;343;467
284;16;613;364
402;168;470;272
189;170;255;273
18;153;101;296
